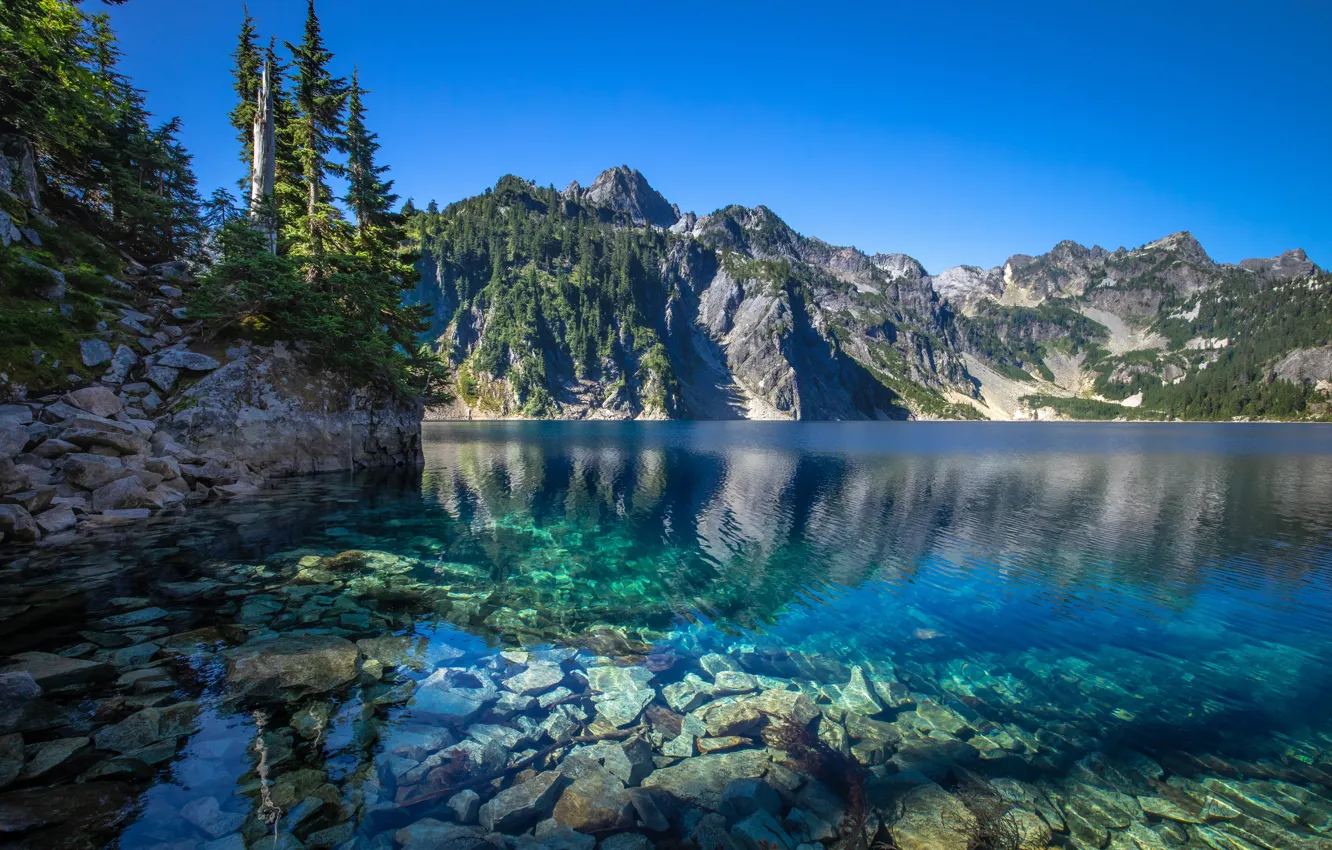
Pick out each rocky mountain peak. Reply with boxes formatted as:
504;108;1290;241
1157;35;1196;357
1239;248;1320;281
871;253;927;281
1144;231;1212;265
582;166;679;228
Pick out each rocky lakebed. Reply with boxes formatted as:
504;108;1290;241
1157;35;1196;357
1;424;1332;850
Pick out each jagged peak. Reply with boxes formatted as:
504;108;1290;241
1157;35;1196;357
1142;231;1212;265
582;166;678;228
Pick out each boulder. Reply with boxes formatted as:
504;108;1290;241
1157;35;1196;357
61;454;127;490
0;782;135;845
0;653;113;689
0;672;41;730
18;256;65;300
146;364;179;393
158;343;423;477
478;770;568;833
2;488;55;514
31;438;78;460
0;733;22;789
225;635;361;697
447;789;481;824
155;349;221;371
80;339;114;367
20;737;90;781
62;387;122;418
393;818;489;850
179;795;247;839
104;344;138;383
90;476;156;512
731;809;795;849
503;661;566;696
641;749;771;810
0;425;28;459
0;505;38;542
551;769;635;833
890;783;974;850
0;460;27;496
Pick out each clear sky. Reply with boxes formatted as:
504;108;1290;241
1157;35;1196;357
104;0;1330;274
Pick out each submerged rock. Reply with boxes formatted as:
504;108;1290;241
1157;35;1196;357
225;635;361;697
641;748;771;810
478;770;568;833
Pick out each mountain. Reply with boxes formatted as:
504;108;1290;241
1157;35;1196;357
406;168;1331;422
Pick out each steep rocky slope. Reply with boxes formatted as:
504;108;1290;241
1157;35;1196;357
408;168;1328;422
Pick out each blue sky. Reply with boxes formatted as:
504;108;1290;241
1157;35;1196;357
105;0;1330;274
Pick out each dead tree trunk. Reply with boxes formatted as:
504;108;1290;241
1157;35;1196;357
249;59;277;252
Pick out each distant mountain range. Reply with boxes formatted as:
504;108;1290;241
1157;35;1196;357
406;167;1331;421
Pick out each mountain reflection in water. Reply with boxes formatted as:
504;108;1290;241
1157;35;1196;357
1;421;1331;850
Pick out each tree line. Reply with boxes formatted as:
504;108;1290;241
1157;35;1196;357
0;0;444;398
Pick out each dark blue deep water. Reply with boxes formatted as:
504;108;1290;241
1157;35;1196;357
4;422;1332;850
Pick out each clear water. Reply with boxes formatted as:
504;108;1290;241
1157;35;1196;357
4;421;1332;849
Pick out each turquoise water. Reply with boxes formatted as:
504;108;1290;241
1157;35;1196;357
3;422;1332;849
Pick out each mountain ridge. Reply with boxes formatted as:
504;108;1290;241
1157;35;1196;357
406;167;1330;422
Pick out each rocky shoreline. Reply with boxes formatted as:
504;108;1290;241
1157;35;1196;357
0;263;422;548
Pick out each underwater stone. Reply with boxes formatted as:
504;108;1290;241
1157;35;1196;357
478;770;568;833
837;666;884;716
504;661;566;696
448;788;481;824
692;698;764;738
731;809;795;849
593;684;655;728
600;834;654;850
551;769;635;833
641;749;770;810
1137;795;1203;824
890;783;973;850
181;795;247;839
664;674;714;713
225;635;360;697
720;777;782;822
0;733;23;789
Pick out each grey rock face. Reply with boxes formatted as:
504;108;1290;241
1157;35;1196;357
160;343;423;477
583;166;679;228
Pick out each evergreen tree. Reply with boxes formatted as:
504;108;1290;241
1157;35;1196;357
264;38;304;257
343;68;396;234
228;6;261;187
402;198;418;216
283;0;348;269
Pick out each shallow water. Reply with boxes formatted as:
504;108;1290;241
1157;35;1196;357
3;421;1332;849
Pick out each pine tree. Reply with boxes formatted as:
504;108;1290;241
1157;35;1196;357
228;6;261;187
343;68;395;234
284;0;348;269
264;39;303;257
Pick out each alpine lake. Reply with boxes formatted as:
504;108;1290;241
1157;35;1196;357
2;421;1332;850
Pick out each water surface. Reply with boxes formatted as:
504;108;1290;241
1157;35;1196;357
3;422;1332;849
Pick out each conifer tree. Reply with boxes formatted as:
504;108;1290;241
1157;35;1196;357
284;0;348;269
343;69;395;235
228;6;261;185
